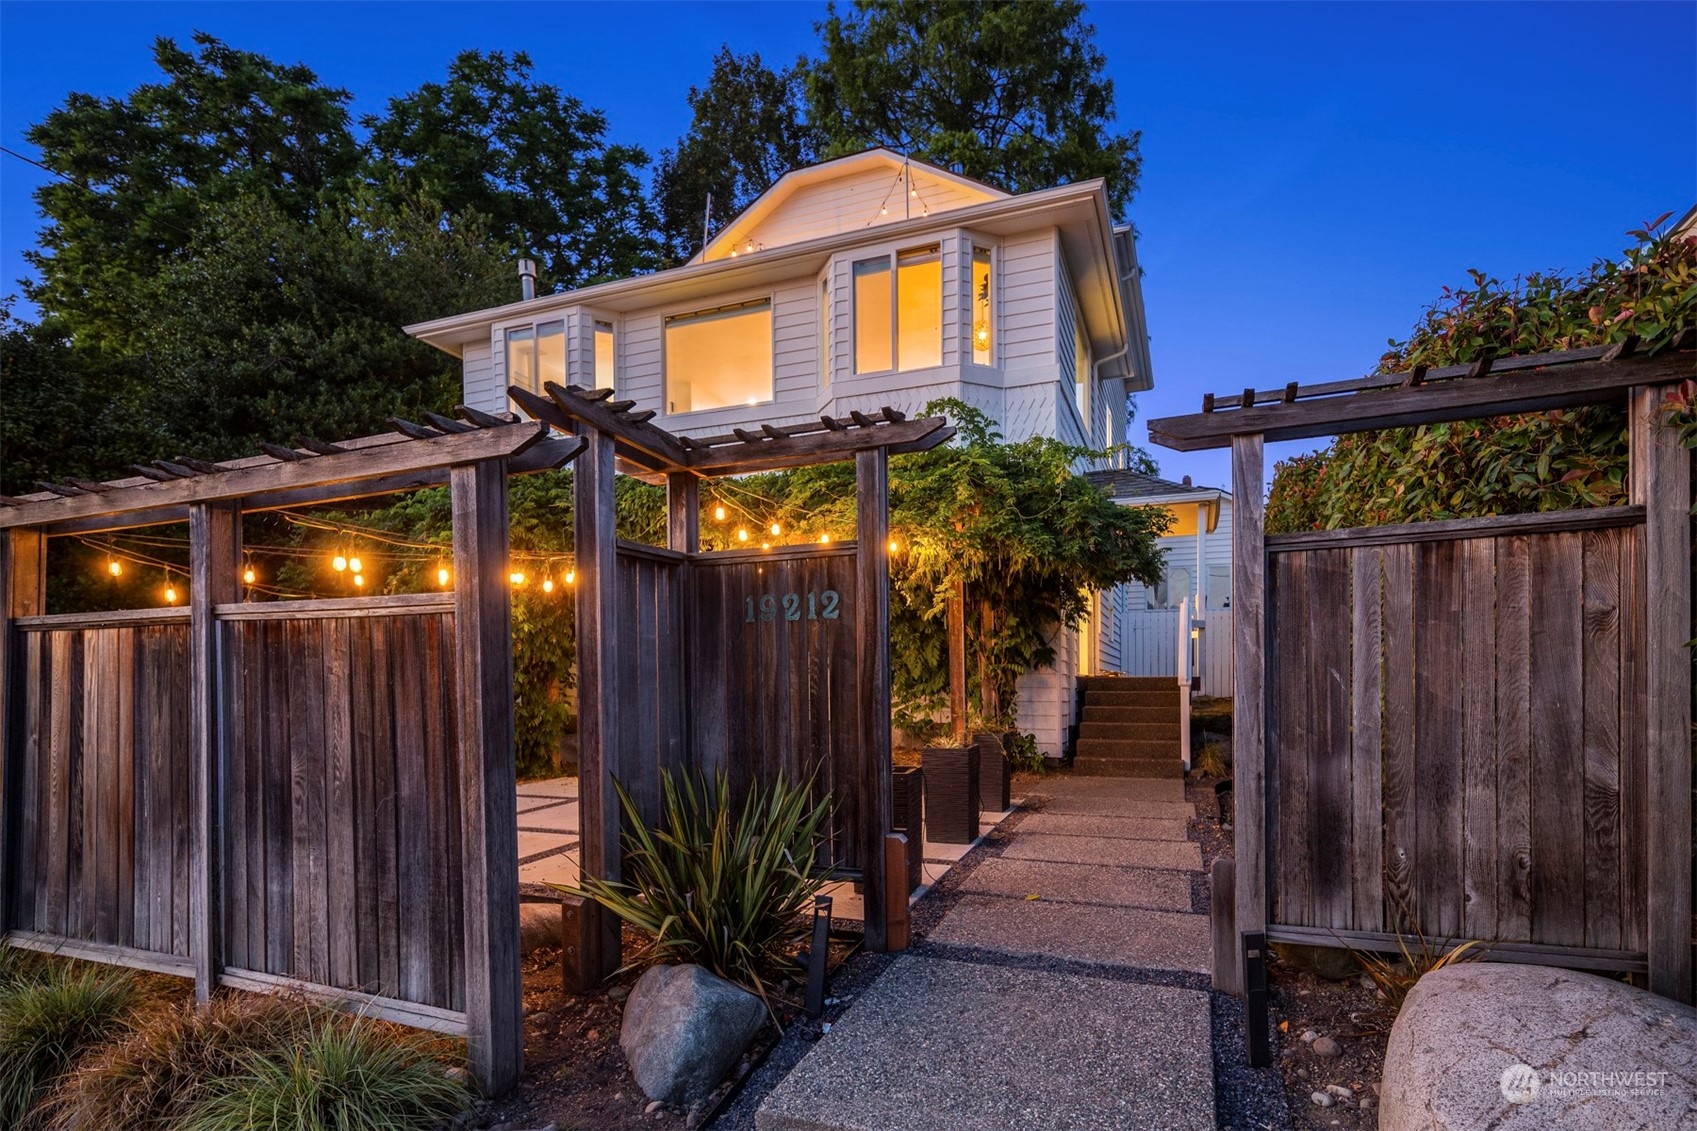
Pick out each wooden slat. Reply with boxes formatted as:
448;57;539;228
1307;548;1351;930
1459;537;1498;939
1148;351;1696;451
1632;384;1693;1000
1379;542;1416;929
1230;433;1267;981
1494;536;1533;939
190;502;239;999
0;423;548;530
450;457;523;1091
1265;505;1643;553
855;448;892;949
1263;924;1645;975
324;618;357;989
1413;540;1463;938
1580;528;1623;950
1528;532;1585;947
1618;524;1647;954
1348;547;1384;931
1270;553;1309;926
213;594;453;620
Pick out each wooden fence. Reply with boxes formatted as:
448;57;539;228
1265;509;1646;961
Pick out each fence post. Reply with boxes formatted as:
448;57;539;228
188;502;239;1004
0;530;46;934
857;448;893;951
451;458;523;1091
1632;384;1693;1003
1178;597;1192;771
575;428;623;980
1230;433;1268;992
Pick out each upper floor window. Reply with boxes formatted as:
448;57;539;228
506;320;565;393
665;299;773;414
854;245;941;375
972;247;993;365
593;320;615;390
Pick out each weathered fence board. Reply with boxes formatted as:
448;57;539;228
222;607;464;1011
1267;520;1644;953
690;546;862;873
8;622;191;955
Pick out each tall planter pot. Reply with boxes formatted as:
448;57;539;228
891;765;925;893
974;732;1011;812
922;745;979;844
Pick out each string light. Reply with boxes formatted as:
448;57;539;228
437;565;451;587
509;570;526;586
163;572;178;605
542;576;554;593
107;556;122;577
565;569;576;585
348;554;362;574
353;573;365;588
737;528;749;542
819;534;831;544
770;522;782;536
888;539;900;554
242;554;256;586
713;505;727;521
761;542;770;550
332;553;347;572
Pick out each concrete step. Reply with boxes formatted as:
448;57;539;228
1076;675;1177;692
1078;720;1180;742
1077;737;1180;759
1071;756;1184;779
1081;704;1175;724
1081;689;1180;709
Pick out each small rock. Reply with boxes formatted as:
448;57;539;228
1297;1067;1309;1079
609;984;631;1003
1311;1091;1335;1108
646;1100;664;1114
1301;1028;1319;1044
820;1021;832;1034
529;1010;555;1027
1312;1036;1343;1058
621;965;767;1105
445;1066;472;1087
1326;1084;1353;1101
614;1092;623;1101
1359;1096;1375;1111
587;1028;600;1042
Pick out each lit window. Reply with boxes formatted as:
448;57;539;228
505;320;564;392
1074;313;1090;421
853;245;942;374
972;247;993;364
664;300;773;413
593;320;615;391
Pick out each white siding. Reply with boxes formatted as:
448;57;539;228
462;338;500;415
1016;621;1078;759
734;165;995;255
998;231;1055;379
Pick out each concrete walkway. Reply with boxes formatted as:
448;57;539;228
756;773;1216;1131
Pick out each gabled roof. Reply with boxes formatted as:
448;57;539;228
693;147;1008;264
1087;469;1228;505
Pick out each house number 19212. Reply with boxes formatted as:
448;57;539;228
745;590;841;623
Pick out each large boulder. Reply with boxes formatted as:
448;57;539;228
620;963;767;1104
1381;963;1697;1130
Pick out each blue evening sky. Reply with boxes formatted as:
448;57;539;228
2;1;1692;487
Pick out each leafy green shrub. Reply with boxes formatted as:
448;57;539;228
0;965;139;1127
1004;732;1046;775
46;993;317;1130
565;769;832;1006
178;1010;472;1131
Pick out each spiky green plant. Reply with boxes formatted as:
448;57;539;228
0;965;139;1127
563;769;833;1006
178;1011;473;1131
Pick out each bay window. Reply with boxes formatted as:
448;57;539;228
593;319;615;390
853;245;942;374
972;247;993;364
664;299;773;413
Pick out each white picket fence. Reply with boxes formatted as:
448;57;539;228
1120;607;1233;698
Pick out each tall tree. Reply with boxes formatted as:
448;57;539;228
366;50;663;289
24;33;361;353
652;48;820;263
808;0;1140;215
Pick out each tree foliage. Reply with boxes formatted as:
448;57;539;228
367;50;663;288
652;48;820;263
1267;220;1697;533
807;0;1140;216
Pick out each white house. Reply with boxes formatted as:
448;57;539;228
1086;469;1234;697
405;148;1156;755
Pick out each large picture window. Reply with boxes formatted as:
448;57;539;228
853;245;942;375
665;300;773;414
506;320;565;393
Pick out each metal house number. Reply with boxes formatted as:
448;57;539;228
744;589;841;623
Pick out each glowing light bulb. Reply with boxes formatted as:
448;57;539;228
713;505;726;521
910;187;918;197
243;567;256;585
730;249;738;257
353;573;365;588
761;542;770;550
975;323;989;344
819;534;831;544
437;567;450;586
332;555;347;572
737;529;749;542
348;556;362;574
107;558;122;577
880;205;888;215
770;523;782;536
746;240;754;253
510;571;525;586
164;585;177;604
565;570;576;584
542;577;554;593
888;539;900;554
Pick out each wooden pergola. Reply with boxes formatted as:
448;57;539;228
1148;334;1695;1007
507;380;954;969
0;408;582;1091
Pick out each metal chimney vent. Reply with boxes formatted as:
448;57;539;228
518;258;537;301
